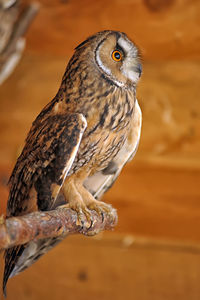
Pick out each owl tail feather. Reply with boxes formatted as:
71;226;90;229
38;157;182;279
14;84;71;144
3;237;64;296
3;245;25;297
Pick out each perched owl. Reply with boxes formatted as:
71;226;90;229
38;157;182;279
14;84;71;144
3;30;142;294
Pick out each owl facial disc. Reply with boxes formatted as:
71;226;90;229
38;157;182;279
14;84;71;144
94;31;141;88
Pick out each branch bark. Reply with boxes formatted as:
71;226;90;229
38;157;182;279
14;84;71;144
0;205;118;249
0;1;39;84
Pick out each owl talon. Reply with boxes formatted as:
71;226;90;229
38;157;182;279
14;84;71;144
71;204;92;228
101;212;104;223
80;208;93;227
85;199;113;221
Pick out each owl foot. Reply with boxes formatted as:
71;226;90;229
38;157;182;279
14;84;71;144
62;179;113;227
66;197;92;228
76;183;113;222
84;198;113;222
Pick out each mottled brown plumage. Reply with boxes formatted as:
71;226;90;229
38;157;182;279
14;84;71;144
3;30;142;294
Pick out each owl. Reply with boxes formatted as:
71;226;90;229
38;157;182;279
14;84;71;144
3;30;142;294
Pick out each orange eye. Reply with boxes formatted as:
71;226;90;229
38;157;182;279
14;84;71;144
112;50;122;62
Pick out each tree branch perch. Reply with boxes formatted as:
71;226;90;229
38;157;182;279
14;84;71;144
0;205;118;249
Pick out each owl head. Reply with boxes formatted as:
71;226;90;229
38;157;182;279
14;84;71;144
75;30;142;89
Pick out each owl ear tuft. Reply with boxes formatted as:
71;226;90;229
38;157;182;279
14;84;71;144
75;35;96;51
75;30;112;51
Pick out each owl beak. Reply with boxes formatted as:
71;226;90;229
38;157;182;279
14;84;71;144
129;62;142;80
136;63;142;78
122;61;142;82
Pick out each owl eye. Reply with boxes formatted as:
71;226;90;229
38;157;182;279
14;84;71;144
112;50;123;62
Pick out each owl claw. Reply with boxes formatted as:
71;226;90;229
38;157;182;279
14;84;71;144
63;181;113;226
80;207;93;227
64;200;92;228
85;199;113;222
65;197;113;227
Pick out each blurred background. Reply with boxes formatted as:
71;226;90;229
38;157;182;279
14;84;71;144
0;0;200;299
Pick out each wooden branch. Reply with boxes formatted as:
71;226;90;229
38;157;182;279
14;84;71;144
1;2;40;56
0;2;39;84
0;205;118;249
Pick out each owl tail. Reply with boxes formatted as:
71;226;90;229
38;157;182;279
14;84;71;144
3;236;65;296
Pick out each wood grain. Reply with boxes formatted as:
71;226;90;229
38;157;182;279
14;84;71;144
1;234;200;300
21;0;200;60
0;1;200;297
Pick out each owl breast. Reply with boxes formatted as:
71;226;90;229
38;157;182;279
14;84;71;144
68;88;135;175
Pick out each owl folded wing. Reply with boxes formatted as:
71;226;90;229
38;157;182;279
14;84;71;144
7;112;87;215
3;113;87;294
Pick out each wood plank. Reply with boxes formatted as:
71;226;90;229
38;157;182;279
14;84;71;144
1;2;200;298
1;234;200;300
20;0;200;60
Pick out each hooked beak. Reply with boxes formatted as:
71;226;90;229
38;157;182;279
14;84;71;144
136;63;142;78
122;60;142;83
128;61;142;81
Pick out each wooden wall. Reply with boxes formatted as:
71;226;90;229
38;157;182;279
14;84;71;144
22;0;200;60
0;0;200;299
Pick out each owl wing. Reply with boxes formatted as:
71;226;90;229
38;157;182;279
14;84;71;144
3;112;87;295
84;99;142;199
7;113;87;215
